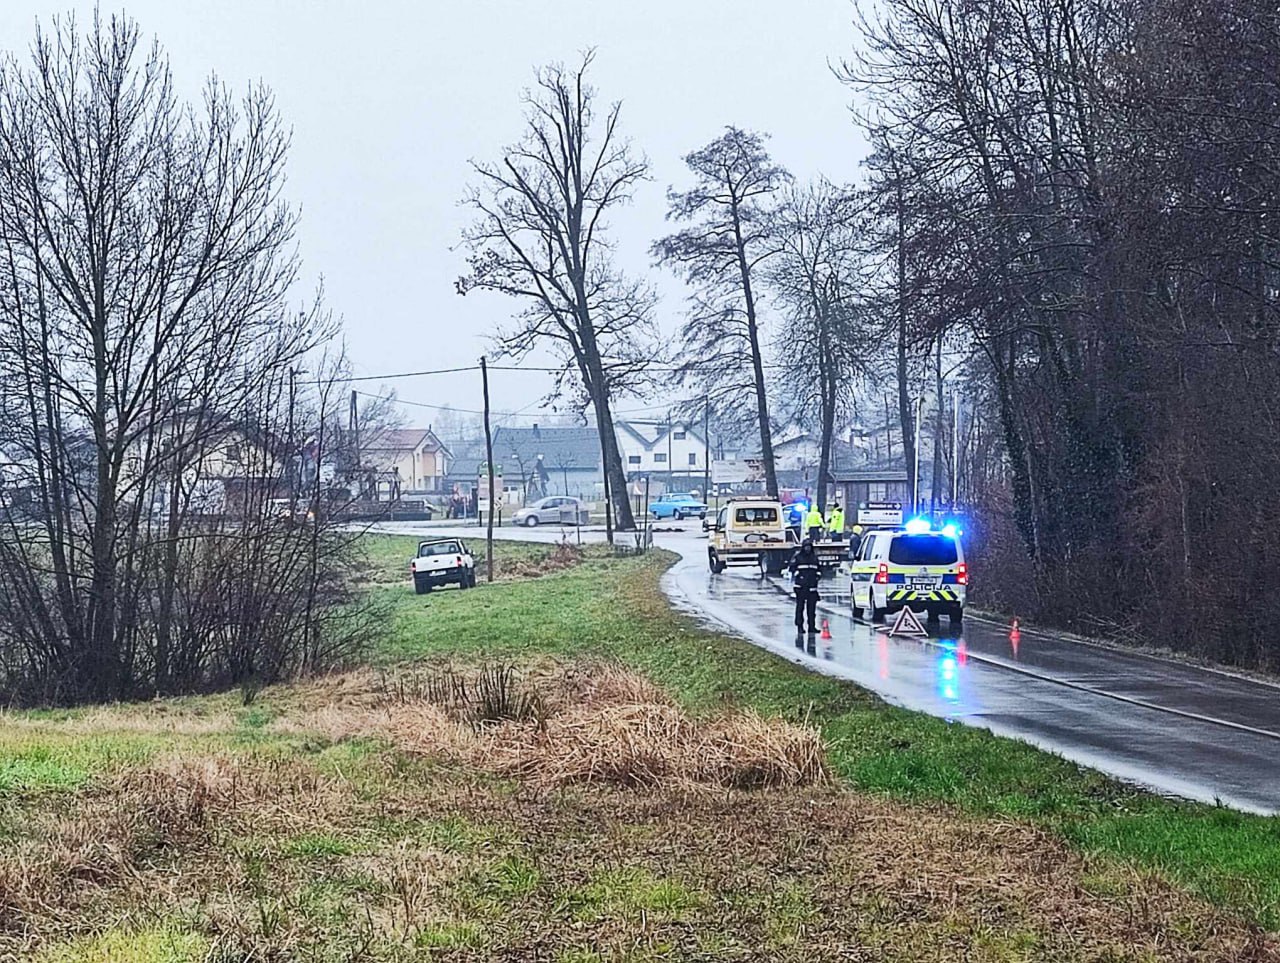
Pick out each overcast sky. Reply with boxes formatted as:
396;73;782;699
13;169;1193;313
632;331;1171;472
0;1;870;425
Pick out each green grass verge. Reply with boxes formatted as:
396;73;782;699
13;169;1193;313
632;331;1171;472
369;535;1280;930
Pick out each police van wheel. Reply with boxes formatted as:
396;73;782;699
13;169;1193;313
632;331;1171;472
869;596;886;622
949;607;964;627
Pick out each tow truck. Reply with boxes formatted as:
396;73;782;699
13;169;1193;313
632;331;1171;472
706;498;846;575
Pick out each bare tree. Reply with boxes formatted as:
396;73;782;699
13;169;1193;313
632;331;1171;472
0;14;363;703
840;0;1280;669
768;180;872;513
654;128;790;498
457;52;657;532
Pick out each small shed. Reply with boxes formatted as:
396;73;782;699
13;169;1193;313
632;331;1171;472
828;466;910;516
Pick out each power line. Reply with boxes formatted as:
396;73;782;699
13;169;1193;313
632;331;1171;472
356;390;547;421
343;365;481;382
337;360;799;384
360;389;699;422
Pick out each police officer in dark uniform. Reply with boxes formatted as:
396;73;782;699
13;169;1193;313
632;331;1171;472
789;538;821;638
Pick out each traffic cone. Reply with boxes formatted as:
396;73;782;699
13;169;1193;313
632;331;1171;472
1010;617;1021;654
820;618;832;641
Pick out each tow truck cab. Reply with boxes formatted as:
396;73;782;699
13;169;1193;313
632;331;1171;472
706;499;846;575
706;499;793;575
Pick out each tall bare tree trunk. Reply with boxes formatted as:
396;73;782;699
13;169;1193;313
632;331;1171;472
895;178;916;498
931;337;944;513
733;206;778;498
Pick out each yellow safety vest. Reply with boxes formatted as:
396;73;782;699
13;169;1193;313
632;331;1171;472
805;508;823;530
827;509;844;533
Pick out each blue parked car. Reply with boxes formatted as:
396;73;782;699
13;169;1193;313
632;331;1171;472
648;492;708;520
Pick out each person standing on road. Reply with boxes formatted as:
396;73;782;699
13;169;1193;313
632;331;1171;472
826;503;845;541
789;538;821;636
848;524;865;559
805;504;824;542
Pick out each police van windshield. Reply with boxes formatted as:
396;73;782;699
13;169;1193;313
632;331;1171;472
419;541;461;557
889;534;957;566
735;507;778;524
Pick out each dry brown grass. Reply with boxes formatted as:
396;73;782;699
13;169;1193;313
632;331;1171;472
495;540;584;580
281;660;830;791
0;754;356;951
4;660;1277;960
0;704;236;737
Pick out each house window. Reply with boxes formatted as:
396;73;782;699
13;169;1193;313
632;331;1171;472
688;453;697;466
654;453;667;463
674;431;686;441
628;455;641;465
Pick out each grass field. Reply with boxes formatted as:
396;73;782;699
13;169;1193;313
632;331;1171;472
0;535;1276;961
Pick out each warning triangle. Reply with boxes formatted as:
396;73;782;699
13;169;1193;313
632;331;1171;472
889;605;929;638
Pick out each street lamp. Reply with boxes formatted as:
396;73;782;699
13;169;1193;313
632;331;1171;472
912;394;924;516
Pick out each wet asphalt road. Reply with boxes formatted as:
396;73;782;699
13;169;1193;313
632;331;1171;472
377;521;1280;814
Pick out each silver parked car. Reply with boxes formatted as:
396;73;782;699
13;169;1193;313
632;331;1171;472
511;495;590;527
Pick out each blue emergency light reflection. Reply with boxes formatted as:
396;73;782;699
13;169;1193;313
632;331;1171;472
936;641;960;703
941;524;959;539
905;518;932;535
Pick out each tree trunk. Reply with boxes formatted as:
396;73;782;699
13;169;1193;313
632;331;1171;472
895;179;916;502
596;396;635;531
732;204;777;498
578;344;635;531
86;293;120;702
817;374;836;516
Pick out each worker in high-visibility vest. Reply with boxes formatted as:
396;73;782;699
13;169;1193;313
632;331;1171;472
826;503;845;541
804;505;824;542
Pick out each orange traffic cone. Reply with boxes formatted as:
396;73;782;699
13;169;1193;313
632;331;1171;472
1010;617;1021;655
820;618;832;641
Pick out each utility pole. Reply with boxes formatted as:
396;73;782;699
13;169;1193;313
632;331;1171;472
287;367;297;502
603;451;613;545
349;389;361;499
667;411;674;493
912;394;924;516
952;389;961;508
931;339;944;514
480;357;495;583
702;395;710;501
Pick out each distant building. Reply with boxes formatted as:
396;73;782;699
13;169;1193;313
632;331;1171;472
615;420;709;491
828;447;910;513
443;423;603;503
360;427;451;499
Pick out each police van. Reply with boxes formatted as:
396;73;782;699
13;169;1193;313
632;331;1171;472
847;521;966;626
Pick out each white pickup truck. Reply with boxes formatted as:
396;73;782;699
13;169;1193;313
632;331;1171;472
410;538;476;594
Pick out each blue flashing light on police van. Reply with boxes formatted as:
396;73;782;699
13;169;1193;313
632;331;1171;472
904;518;932;535
941;523;959;539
